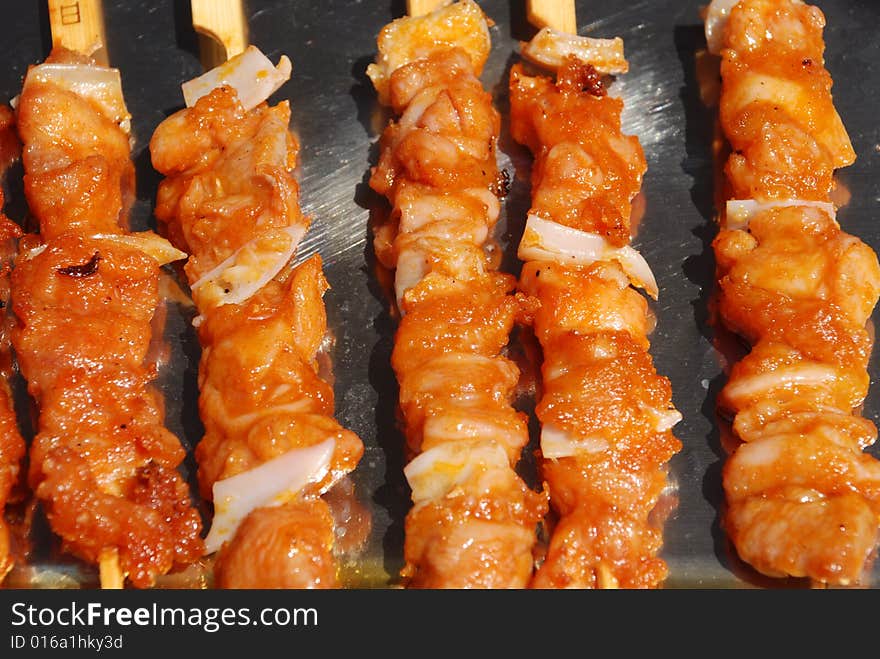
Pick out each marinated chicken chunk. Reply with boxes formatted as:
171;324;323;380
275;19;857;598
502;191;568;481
510;43;681;587
369;1;547;587
151;51;364;587
707;0;880;585
11;48;202;587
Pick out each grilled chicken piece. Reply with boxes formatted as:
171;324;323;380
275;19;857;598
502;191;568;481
11;48;202;587
368;1;548;588
707;0;880;585
511;54;681;588
713;205;880;585
151;55;364;587
717;0;853;202
0;190;24;584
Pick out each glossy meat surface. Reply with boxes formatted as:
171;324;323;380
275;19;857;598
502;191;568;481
510;60;646;247
11;49;202;587
718;0;853;202
214;500;337;588
0;187;23;584
511;56;681;588
712;0;880;585
152;84;363;588
370;1;547;588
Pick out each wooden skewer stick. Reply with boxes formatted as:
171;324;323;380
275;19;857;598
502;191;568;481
527;0;576;34
596;563;620;589
47;0;122;589
191;0;248;69
407;0;452;17
98;548;124;590
47;0;109;65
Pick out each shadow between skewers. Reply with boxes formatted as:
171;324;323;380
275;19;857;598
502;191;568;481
350;54;408;586
674;21;732;583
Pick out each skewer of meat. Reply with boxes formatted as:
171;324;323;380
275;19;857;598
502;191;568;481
704;0;880;585
367;0;548;588
0;107;25;584
150;1;364;588
10;0;204;588
510;1;682;588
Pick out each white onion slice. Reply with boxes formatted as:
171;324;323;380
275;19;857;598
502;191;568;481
199;384;314;434
190;225;306;320
422;414;523;455
641;404;683;433
518;214;658;299
394;248;428;312
24;63;131;134
204;438;335;554
22;232;185;266
725;199;836;231
541;424;609;459
92;231;187;266
704;0;740;55
521;27;628;74
182;45;292;111
723;365;840;402
404;441;509;504
653;409;684;432
22;244;47;261
542;406;679;459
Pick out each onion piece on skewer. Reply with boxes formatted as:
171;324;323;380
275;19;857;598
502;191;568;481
521;27;628;74
404;440;510;504
189;225;306;321
540;403;682;459
703;0;740;55
540;424;609;459
204;438;336;554
182;45;292;111
724;199;836;231
24;62;131;133
91;231;187;266
517;213;658;299
21;231;186;267
722;364;842;402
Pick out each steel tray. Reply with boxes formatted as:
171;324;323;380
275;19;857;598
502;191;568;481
1;0;878;589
